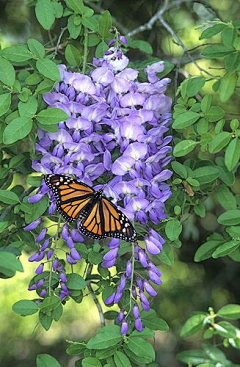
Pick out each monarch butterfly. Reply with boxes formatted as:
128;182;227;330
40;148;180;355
44;174;137;243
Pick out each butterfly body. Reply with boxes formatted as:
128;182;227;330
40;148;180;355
44;174;137;243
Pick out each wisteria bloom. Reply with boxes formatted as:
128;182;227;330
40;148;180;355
25;35;172;334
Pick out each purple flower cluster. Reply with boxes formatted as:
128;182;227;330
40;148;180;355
25;42;172;333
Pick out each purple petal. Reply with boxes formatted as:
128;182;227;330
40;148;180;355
24;218;41;232
70;247;81;260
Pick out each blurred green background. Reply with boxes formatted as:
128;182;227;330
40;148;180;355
0;0;240;366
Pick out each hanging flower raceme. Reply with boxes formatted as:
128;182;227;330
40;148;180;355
25;35;172;334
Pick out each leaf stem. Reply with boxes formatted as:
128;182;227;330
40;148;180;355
126;242;135;318
82;27;88;74
86;263;105;327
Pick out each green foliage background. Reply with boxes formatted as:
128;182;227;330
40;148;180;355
0;0;239;366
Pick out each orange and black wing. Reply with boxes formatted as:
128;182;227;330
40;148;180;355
44;174;95;223
79;197;137;242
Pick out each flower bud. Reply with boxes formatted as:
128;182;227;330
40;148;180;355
121;319;128;335
28;193;44;204
135;318;143;332
71;228;84;242
138;249;148;268
114;290;123;304
40;288;47;297
133;303;140;319
40;239;50;252
119;35;127;44
104;292;116;305
70;247;81;260
119;274;126;292
66;253;77;265
60;273;67;282
28;284;36;291
103;247;118;261
62;224;68;241
143;279;157;297
67;236;74;249
148;270;162;285
47;249;53;260
126;260;132;279
117;308;125;323
35;263;44;275
53;258;59;270
35;228;47;243
24;218;41;232
36;278;45;288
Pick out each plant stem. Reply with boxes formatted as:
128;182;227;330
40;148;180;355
86;263;105;327
48;217;61;296
82;27;88;74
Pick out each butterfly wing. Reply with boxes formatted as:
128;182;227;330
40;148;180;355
44;174;95;223
79;196;137;242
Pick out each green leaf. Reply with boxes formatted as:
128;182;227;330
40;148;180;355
225;52;240;73
0;93;11;117
82;17;99;31
127;337;155;361
36;354;61;367
173;140;198;157
209;132;232;154
65;44;81;66
66;342;86;355
39;311;52;330
36;59;60;82
199;24;227;39
18;96;38;117
98;11;112;38
0;190;19;204
200;95;212;113
172;111;199;129
158;244;174;265
81;358;101;367
202;343;228;362
141;313;169;331
201;44;234;58
131;327;155;339
114;351;131;367
205;106;225;122
180;313;207;337
225;137;240;171
171;161;188;179
3;117;33;144
165;219;182;241
222;27;236;46
194;240;223;262
66;273;86;290
36;107;68;125
177;350;210;365
217;186;236;210
212;240;239;258
194;203;206;218
67;15;82;39
1;45;33;62
66;0;85;14
219;73;237;102
95;41;109;59
35;0;55;30
218;209;240;225
0;57;15;86
128;39;153;54
194;166;219;184
52;1;63;18
23;196;48;223
214;321;238;338
0;251;23;276
96;347;117;360
218;304;240;320
25;73;42;86
27;38;45;58
186;76;205;97
39;296;61;314
86;325;122;350
225;226;240;238
12;300;38;316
